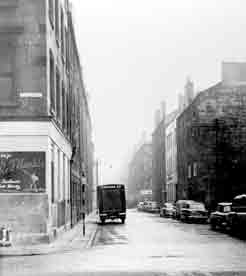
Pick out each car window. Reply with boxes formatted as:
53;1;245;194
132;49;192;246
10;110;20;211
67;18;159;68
190;203;205;211
224;205;231;212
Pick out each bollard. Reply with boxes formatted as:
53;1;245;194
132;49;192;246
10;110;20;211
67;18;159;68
0;227;12;247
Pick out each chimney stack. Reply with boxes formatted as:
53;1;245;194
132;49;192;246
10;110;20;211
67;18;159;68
161;101;166;120
154;109;161;127
184;77;194;106
178;93;184;113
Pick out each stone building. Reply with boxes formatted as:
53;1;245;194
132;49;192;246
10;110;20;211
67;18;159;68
127;143;152;206
165;110;179;203
152;103;166;206
177;63;246;210
0;0;93;245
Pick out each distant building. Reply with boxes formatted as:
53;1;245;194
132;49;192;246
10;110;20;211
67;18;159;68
177;63;246;210
152;103;166;206
165;110;179;203
128;143;152;206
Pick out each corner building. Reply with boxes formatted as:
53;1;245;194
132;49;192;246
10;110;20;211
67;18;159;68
0;0;93;244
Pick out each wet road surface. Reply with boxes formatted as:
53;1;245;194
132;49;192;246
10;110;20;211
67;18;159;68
1;209;246;275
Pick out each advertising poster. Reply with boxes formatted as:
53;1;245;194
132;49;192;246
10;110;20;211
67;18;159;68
0;152;45;193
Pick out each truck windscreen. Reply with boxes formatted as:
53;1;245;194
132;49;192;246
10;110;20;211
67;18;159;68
102;189;122;211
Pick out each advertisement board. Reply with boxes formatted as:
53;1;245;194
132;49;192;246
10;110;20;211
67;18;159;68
0;152;45;193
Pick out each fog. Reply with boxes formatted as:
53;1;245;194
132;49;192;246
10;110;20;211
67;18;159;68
71;0;246;183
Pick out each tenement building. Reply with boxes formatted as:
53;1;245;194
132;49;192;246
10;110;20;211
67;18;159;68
165;109;179;203
0;0;93;244
152;102;166;206
177;63;246;210
127;143;152;206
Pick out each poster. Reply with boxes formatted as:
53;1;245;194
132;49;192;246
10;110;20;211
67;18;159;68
0;152;45;193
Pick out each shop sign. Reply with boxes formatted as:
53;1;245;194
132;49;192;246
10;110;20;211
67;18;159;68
0;152;45;193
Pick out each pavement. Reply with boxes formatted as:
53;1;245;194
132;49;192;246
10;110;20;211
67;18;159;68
0;211;98;257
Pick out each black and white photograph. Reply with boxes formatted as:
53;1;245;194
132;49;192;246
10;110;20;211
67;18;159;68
1;0;246;275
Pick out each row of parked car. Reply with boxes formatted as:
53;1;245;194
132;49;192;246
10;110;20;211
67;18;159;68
160;200;208;223
137;201;160;213
138;194;246;236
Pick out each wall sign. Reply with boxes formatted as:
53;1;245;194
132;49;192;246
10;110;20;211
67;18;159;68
0;152;45;193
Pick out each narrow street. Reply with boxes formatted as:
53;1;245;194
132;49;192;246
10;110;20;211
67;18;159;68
1;209;246;275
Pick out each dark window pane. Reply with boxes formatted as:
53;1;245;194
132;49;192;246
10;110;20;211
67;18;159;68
56;68;60;119
0;77;12;102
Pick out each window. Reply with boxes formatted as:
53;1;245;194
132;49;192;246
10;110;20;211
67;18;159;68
188;164;191;178
49;0;54;28
49;50;55;112
193;162;198;177
0;41;14;104
61;8;65;59
56;68;60;120
65;29;69;71
51;144;55;203
66;92;70;134
57;149;61;200
55;0;59;43
62;83;66;129
63;154;66;200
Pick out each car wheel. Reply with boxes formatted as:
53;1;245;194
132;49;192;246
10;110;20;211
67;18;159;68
210;222;217;230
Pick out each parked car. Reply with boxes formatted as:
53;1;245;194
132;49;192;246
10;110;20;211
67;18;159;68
160;202;175;217
175;200;208;223
137;202;144;211
210;202;232;231
227;194;246;236
143;201;159;213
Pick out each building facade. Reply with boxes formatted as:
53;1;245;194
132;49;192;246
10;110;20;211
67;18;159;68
0;0;93;245
165;111;179;203
127;143;152;206
152;105;166;206
177;68;246;210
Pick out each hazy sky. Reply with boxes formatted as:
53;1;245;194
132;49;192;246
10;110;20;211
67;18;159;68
71;0;246;183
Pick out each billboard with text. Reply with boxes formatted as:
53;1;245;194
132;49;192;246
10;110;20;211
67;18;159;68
0;152;45;193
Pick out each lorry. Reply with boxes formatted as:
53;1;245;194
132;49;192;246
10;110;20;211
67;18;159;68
97;184;126;224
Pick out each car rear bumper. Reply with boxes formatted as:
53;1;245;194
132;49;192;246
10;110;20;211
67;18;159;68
100;212;126;220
